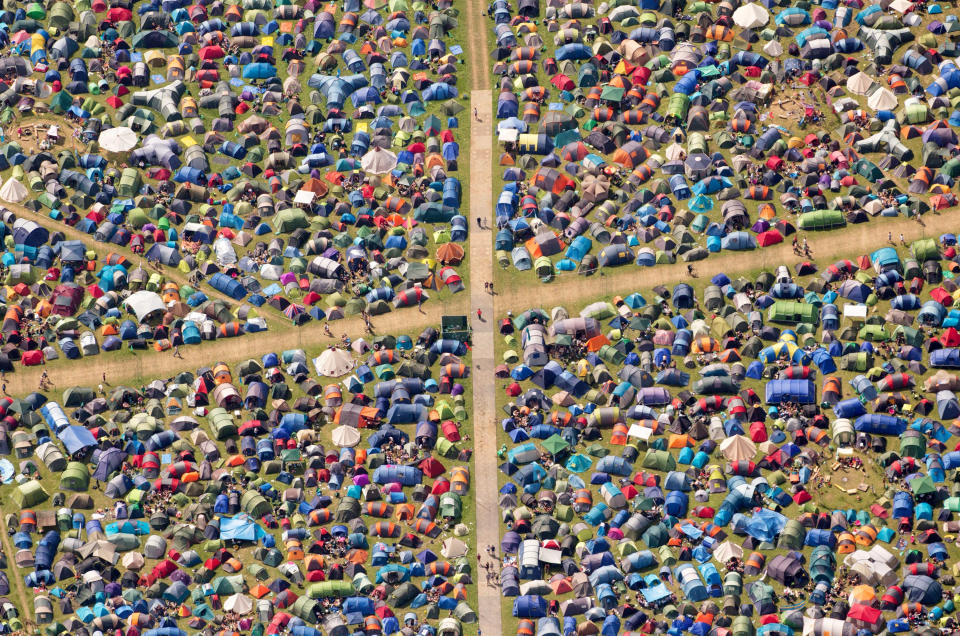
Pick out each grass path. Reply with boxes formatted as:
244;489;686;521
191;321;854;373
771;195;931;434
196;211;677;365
493;210;960;311
0;512;35;635
2;298;469;395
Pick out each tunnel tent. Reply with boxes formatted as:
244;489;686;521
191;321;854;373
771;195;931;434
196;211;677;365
12;481;49;507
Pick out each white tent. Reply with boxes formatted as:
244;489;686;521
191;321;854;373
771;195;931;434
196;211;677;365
762;40;783;57
889;0;913;12
0;177;27;203
732;3;769;28
331;425;361;447
361;146;398;174
664;142;685;161
313;348;355;377
713;541;744;564
846;72;876;96
98;126;138;153
441;538;468;559
867;87;898;111
224;594;253;615
719;435;757;462
122;551;145;570
123;291;166;323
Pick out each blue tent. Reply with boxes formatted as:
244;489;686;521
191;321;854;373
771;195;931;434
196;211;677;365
854;414;907;436
765;379;815;404
59;425;96;455
219;514;269;542
513;595;548;618
242;62;276;79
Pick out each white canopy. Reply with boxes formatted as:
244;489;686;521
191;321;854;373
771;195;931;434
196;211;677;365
0;177;27;203
123;291;166;323
719;435;757;462
313;348;355;377
867;87;898;111
361;146;398;174
732;3;770;28
844;304;867;321
294;190;316;205
98;126;138;153
846;71;876;96
498;128;519;143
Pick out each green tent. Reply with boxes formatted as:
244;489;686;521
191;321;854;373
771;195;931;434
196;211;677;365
911;475;936;496
912;238;939;262
838;352;872;372
210;411;237;440
210;575;244;595
63;386;95;406
767;301;817;325
858;325;889;341
241;490;271;517
59;462;90;491
641;449;676;472
307;580;354;599
542;434;570;455
777;520;805;549
118;168;142;198
12;481;49;507
900;433;925;459
131;29;178;49
274;208;309;233
797;209;845;231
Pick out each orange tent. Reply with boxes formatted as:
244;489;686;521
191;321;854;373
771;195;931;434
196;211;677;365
300;177;329;196
346;549;368;564
436;243;464;265
668;434;693;449
585;334;611;352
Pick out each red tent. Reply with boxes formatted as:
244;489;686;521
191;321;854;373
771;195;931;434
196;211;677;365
21;350;42;366
941;327;960;346
198;45;225;60
418;457;445;478
756;230;783;247
106;7;132;21
930;287;953;307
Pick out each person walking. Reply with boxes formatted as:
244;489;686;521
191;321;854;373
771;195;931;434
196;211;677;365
476;308;483;321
